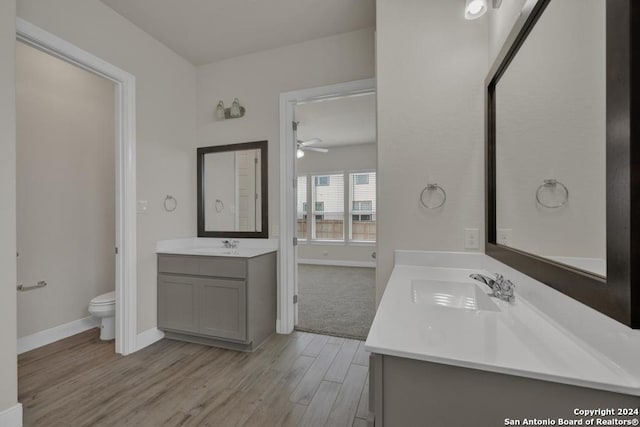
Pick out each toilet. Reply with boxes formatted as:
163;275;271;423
88;291;116;341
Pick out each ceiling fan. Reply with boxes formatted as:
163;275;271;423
297;138;328;158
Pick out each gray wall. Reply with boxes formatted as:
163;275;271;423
16;42;116;338
376;0;488;299
0;0;17;413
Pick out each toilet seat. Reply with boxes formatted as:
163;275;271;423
90;291;115;307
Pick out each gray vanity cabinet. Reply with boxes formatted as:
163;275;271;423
370;354;639;427
157;252;276;352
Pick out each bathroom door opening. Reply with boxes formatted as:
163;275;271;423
15;19;137;356
279;78;377;338
16;39;117;353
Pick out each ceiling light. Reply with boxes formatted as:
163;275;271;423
465;0;487;20
297;149;305;159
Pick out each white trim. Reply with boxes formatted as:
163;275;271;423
279;78;376;334
16;19;138;355
136;327;165;352
298;259;376;268
17;316;99;354
0;403;22;427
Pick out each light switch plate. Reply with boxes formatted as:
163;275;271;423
464;228;480;250
137;200;148;214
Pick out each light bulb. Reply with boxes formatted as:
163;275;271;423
465;0;487;20
297;149;305;159
215;101;225;120
230;98;242;118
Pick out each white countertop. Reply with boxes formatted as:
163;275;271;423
156;238;278;258
365;251;640;396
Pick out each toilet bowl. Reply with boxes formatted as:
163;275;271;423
89;291;115;341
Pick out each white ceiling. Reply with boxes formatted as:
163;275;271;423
100;0;375;65
296;93;376;148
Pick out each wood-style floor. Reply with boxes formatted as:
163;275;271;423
18;328;372;427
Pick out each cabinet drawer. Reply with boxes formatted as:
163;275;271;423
199;257;246;278
158;255;246;278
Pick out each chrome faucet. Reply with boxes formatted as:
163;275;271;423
222;239;239;249
470;273;516;303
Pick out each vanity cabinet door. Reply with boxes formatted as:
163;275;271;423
198;278;247;342
158;274;198;333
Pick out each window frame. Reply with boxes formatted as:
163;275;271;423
296;169;376;245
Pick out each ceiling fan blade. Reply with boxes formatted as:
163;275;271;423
298;138;322;146
302;146;329;153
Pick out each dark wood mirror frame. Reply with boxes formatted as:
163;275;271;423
486;0;639;328
197;140;268;238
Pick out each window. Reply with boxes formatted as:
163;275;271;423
296;176;307;240
315;176;330;186
353;200;372;211
354;174;369;185
350;172;376;242
314;202;325;220
297;171;376;243
352;201;373;221
312;174;344;240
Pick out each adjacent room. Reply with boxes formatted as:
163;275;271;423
295;93;377;340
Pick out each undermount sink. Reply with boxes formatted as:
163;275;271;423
192;248;236;255
411;279;500;312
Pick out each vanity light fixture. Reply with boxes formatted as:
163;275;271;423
214;98;246;120
465;0;488;19
296;148;305;159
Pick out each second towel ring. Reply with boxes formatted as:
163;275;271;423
163;195;178;212
420;184;447;209
536;179;569;209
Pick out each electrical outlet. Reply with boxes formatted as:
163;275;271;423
271;224;279;237
497;228;513;246
464;228;480;250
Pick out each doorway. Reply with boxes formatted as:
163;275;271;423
16;40;116;352
278;79;376;337
294;95;377;339
16;19;137;355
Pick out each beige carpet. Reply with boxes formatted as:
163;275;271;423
296;264;376;340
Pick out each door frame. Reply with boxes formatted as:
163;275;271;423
16;18;138;355
278;78;376;334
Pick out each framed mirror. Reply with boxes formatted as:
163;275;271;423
197;140;268;238
486;0;639;327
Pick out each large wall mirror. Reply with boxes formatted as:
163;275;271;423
197;141;268;238
486;0;639;327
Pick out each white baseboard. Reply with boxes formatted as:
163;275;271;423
136;327;165;352
18;316;99;354
298;259;376;268
0;403;22;427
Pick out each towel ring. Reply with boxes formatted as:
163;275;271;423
420;184;447;209
163;195;178;212
215;199;224;213
536;179;568;209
